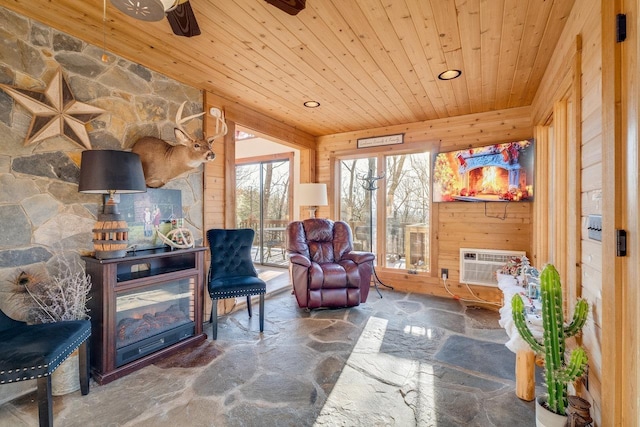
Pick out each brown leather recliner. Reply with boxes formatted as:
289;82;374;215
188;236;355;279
286;218;375;309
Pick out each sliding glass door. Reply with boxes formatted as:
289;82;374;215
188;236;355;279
236;158;290;266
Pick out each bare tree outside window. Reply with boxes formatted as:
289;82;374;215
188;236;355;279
386;153;430;271
236;164;260;228
236;160;290;265
339;151;430;272
339;158;376;252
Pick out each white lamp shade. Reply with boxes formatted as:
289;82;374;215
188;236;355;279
298;183;328;207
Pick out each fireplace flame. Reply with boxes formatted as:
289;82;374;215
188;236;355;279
481;167;502;194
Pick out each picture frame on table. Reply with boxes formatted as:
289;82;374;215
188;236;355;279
105;188;182;250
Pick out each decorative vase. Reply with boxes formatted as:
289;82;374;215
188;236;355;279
535;395;567;427
51;349;80;396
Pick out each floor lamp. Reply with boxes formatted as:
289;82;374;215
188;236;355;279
298;183;328;218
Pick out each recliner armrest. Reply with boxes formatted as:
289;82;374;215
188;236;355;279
289;253;312;268
343;251;375;264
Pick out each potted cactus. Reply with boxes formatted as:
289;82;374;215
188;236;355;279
511;264;589;427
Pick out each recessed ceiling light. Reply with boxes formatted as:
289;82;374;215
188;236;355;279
438;69;462;80
304;100;320;108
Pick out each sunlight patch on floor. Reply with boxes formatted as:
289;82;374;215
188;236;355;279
257;269;286;282
314;316;436;426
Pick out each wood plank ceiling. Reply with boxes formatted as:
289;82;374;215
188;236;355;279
1;0;575;137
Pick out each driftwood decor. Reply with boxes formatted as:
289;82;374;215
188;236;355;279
156;227;195;249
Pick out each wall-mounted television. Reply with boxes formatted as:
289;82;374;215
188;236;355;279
433;139;534;202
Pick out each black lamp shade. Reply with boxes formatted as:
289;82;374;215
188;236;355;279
78;150;147;194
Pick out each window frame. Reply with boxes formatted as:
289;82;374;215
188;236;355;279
332;143;437;277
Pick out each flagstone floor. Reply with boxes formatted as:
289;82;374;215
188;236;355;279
0;272;540;427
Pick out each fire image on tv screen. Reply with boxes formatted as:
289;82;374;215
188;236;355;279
433;139;534;202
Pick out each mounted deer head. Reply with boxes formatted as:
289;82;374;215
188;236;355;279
131;101;227;188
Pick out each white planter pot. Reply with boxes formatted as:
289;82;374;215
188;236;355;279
535;395;567;427
52;349;80;396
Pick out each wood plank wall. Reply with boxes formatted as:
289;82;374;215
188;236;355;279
316;107;533;303
618;1;640;425
530;0;608;424
578;9;606;415
203;92;228;232
203;101;535;306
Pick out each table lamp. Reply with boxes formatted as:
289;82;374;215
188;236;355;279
298;183;328;218
78;150;147;259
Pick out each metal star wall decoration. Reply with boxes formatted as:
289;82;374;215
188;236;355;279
0;68;105;149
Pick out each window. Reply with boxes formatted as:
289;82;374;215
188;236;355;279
236;158;290;266
338;151;431;272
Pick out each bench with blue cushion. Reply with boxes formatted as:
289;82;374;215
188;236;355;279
0;309;91;427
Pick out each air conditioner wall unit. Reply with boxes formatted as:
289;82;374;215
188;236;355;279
459;248;526;287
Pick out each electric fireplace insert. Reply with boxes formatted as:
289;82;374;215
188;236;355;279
83;247;207;384
115;279;196;367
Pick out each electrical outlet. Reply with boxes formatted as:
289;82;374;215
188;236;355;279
441;268;448;279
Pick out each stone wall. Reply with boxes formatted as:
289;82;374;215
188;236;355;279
0;6;204;324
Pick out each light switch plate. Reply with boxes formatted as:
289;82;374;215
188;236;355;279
587;215;602;241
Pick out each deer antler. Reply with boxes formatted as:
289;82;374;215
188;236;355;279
207;107;228;143
176;101;205;137
175;101;228;144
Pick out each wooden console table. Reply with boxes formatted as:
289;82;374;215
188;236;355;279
83;247;207;385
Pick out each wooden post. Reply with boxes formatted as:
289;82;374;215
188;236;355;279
515;349;536;401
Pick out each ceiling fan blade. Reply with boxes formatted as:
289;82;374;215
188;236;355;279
264;0;306;16
111;0;167;21
166;1;201;37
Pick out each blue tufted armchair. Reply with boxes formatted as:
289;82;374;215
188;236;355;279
206;229;266;340
0;309;91;427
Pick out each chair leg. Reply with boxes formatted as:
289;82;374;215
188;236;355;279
79;340;90;396
211;299;218;340
259;293;265;332
36;376;53;427
246;295;253;318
